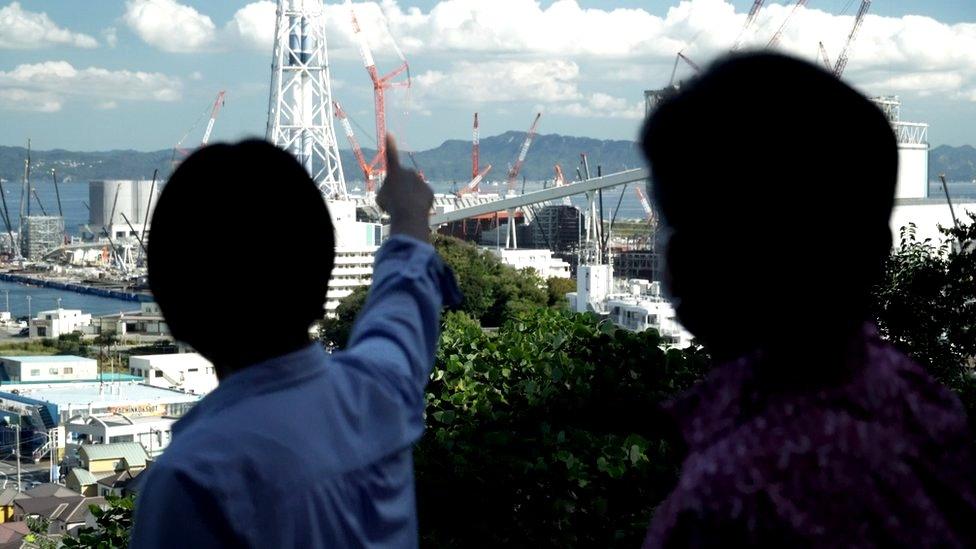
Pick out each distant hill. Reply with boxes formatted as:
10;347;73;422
2;137;971;185
930;145;976;182
0;132;641;185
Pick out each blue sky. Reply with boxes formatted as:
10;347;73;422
1;0;975;152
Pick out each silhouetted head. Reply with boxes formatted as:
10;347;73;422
640;52;897;362
148;140;334;376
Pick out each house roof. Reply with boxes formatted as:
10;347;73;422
15;495;84;519
79;442;149;468
0;355;92;363
24;483;80;499
65;497;106;524
0;488;19;506
96;469;141;488
0;521;29;544
67;468;98;486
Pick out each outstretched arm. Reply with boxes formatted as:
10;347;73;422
329;136;461;459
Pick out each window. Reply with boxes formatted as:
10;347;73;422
109;435;134;443
187;368;199;373
49;368;58;375
63;367;73;375
30;369;39;377
154;370;163;378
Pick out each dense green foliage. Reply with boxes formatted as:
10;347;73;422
319;285;369;349
546;276;577;307
416;309;710;546
871;217;976;416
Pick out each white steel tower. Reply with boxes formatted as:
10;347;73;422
267;0;347;199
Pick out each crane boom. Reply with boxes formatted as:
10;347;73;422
668;51;702;87
554;164;571;206
506;113;542;194
349;2;410;182
457;164;492;196
732;0;766;50
200;90;225;146
635;186;653;219
767;0;809;48
472;113;480;181
818;41;832;70
333;100;373;190
833;0;871;78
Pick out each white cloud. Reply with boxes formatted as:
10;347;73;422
224;1;276;50
548;93;644;119
0;2;98;49
123;0;216;53
0;61;182;113
415;60;582;104
102;27;118;48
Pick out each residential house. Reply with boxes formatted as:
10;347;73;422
78;442;149;476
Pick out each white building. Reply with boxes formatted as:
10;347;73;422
326;200;382;317
0;355;98;383
66;414;177;455
29;309;92;339
129;353;217;396
491;248;571;280
875;96;976;245
94;302;168;337
88;180;159;240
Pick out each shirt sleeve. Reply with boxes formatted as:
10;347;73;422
130;465;242;549
329;234;462;458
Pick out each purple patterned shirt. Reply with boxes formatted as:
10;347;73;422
645;324;976;548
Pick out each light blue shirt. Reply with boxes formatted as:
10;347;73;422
130;235;461;548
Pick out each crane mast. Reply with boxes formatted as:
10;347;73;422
818;41;832;70
349;3;410;184
732;0;766;50
472;113;480;181
200;90;226;146
506;113;542;195
833;0;871;78
767;0;809;48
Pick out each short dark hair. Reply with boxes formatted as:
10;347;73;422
148;140;334;352
640;52;897;351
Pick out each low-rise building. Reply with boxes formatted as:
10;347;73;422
78;442;149;476
129;353;217;396
491;248;572;280
66;414;176;454
29;309;92;339
0;355;98;383
94;302;168;337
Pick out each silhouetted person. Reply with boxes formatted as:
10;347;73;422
640;53;976;547
130;138;460;548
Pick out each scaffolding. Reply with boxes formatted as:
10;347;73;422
22;216;64;261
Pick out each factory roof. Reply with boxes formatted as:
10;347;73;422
0;381;200;409
0;355;93;363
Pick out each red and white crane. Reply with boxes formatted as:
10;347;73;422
200;90;226;146
732;0;766;50
767;0;809;48
333;100;374;190
554;164;571;206
349;3;410;185
668;51;701;87
635;186;656;225
832;0;871;78
506;112;542;195
472;112;480;181
457;164;493;196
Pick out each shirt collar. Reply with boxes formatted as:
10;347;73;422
174;343;326;435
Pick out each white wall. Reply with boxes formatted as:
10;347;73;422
129;353;217;395
895;146;929;200
1;357;98;382
890;200;976;247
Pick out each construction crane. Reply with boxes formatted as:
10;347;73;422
668;51;701;87
767;0;809;49
333;100;375;191
732;0;766;50
349;2;410;183
456;164;493;196
200;91;226;146
818;41;832;70
506;113;542;195
833;0;871;78
635;186;656;225
554;164;571;206
472;113;480;181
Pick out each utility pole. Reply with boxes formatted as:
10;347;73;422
14;424;21;493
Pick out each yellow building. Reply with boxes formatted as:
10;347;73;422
78;442;149;475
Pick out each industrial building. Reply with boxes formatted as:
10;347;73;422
88;180;159;240
491;248;571;280
0;356;98;383
129;353;217;396
21;216;64;260
29;309;92;339
66;414;176;456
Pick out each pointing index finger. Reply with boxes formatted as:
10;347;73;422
385;135;401;175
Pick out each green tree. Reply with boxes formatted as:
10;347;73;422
416;308;711;547
62;495;134;548
546;276;576;307
870;217;976;415
319;285;370;349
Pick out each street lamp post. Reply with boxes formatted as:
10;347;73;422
25;296;31;339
